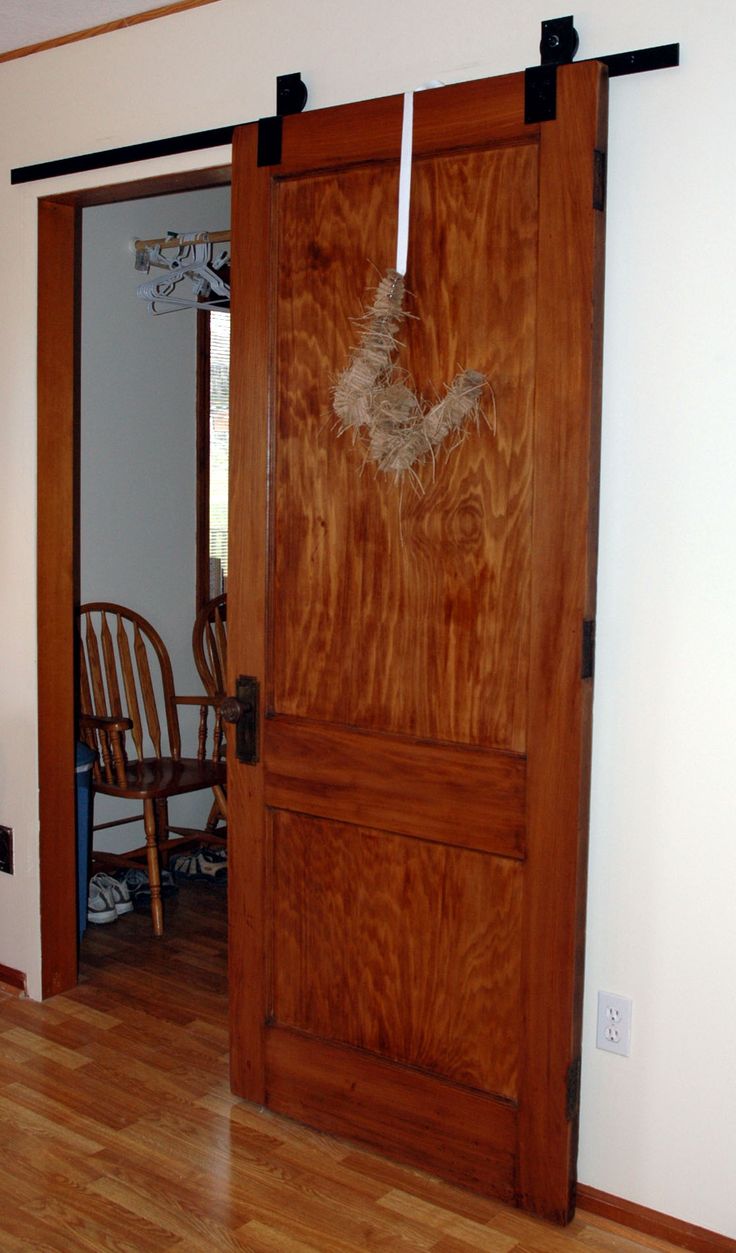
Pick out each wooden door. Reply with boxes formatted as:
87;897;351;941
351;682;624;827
228;62;607;1223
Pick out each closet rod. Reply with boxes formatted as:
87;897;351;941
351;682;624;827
135;229;230;249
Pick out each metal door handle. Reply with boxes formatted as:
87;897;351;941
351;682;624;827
221;676;259;764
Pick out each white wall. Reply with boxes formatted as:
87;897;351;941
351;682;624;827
81;187;230;848
0;0;733;1237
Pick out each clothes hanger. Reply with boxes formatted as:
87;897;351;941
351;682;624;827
136;233;230;315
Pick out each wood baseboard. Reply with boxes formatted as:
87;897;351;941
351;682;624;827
577;1184;736;1252
0;964;26;996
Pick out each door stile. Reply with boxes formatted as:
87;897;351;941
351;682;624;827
228;122;271;1101
518;60;608;1221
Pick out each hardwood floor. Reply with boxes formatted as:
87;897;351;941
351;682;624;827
0;884;683;1252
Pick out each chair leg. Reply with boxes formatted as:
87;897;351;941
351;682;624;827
206;788;227;833
143;798;164;938
204;797;219;833
156;798;171;861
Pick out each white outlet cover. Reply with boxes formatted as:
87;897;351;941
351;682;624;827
596;991;632;1056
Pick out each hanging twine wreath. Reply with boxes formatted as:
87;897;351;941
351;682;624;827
332;91;494;485
333;268;491;482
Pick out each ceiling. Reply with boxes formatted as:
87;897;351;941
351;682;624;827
0;2;184;57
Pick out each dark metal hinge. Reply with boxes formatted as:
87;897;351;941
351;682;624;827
257;71;308;167
524;65;558;125
582;618;596;680
257;116;283;167
526;15;578;124
525;15;679;125
593;148;607;211
540;14;579;65
566;1055;582;1121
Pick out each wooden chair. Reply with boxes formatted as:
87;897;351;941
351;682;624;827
192;593;227;702
78;602;226;937
192;593;228;828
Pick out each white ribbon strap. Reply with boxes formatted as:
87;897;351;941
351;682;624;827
395;91;414;277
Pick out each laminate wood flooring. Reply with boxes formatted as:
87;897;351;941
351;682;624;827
0;884;682;1251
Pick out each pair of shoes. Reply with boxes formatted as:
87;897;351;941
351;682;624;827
170;845;227;884
115;867;177;911
87;872;134;925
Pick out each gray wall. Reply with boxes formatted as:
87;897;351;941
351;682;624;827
81;186;230;846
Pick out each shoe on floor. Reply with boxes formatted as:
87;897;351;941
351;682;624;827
87;876;117;925
93;872;134;916
116;867;177;911
170;846;227;884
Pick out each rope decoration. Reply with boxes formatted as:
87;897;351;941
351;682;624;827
333;268;493;484
332;91;494;485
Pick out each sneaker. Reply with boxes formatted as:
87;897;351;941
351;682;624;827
116;868;149;902
87;876;117;925
117;868;178;908
93;872;134;917
170;845;227;883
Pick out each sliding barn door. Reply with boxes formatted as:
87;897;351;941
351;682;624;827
227;62;607;1222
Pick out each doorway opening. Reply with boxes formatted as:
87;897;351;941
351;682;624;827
37;164;231;999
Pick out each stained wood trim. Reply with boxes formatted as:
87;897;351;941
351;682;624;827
265;716;526;857
43;166;231;209
38;199;80;998
0;0;223;64
36;164;231;1000
196;310;211;611
576;1185;736;1253
227;123;270;1100
0;964;26;994
516;60;608;1223
265;1026;518;1204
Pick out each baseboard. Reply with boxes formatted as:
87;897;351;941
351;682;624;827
577;1183;736;1252
0;963;26;996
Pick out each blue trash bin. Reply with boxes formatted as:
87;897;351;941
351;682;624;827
75;742;96;939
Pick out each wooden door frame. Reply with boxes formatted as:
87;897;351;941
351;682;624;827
37;164;230;998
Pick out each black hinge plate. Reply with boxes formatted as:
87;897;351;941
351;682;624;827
540;15;579;65
526;16;679;126
257;71;308;167
582;618;596;680
566;1055;582;1121
593;149;607;211
276;71;309;116
257;115;283;167
525;65;558;124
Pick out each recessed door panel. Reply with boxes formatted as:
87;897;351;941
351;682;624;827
271;809;523;1098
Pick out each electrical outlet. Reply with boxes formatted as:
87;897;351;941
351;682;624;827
596;990;632;1056
0;826;13;875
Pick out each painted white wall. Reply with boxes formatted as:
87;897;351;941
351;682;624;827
0;0;733;1236
80;186;230;848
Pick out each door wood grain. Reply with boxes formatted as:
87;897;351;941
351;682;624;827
228;62;608;1222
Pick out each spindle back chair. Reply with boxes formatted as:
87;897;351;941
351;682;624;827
78;602;226;936
193;593;227;700
192;593;228;826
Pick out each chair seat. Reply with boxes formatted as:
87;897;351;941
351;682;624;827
95;757;226;800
